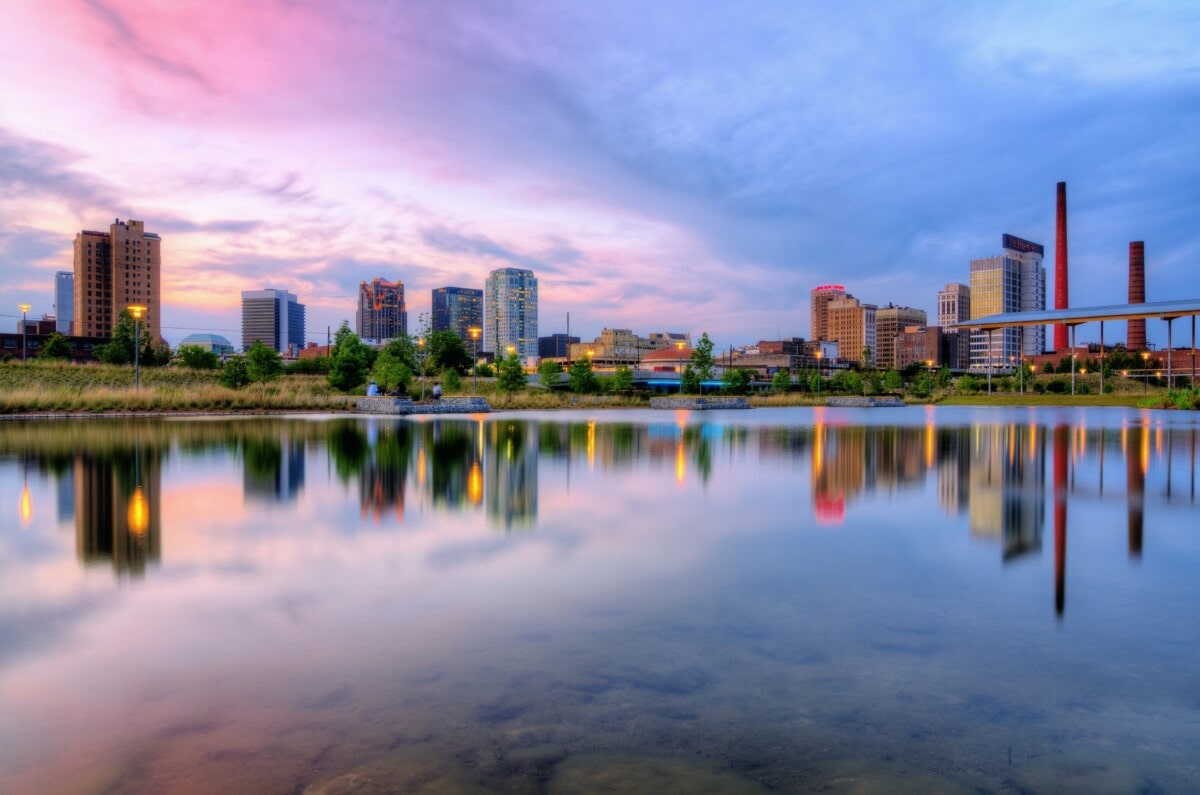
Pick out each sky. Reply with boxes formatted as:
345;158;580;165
2;0;1198;352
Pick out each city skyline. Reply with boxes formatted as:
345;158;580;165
2;2;1198;353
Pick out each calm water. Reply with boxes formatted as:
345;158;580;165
1;407;1199;794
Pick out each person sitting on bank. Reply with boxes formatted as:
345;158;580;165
366;380;379;396
391;381;407;397
431;382;442;401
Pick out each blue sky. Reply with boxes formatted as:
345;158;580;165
1;0;1197;350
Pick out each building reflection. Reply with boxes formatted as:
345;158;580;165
486;421;537;530
243;433;306;503
74;443;162;576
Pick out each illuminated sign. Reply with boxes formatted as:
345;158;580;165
812;284;846;292
1002;234;1044;256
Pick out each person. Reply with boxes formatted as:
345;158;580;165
366;380;379;396
391;381;407;397
431;382;442;400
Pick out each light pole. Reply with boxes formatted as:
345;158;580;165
418;337;426;401
468;326;481;395
128;305;146;391
1142;352;1150;393
815;350;823;399
18;303;31;364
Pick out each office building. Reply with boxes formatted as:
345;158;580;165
432;286;483;344
538;333;579;359
811;284;847;341
55;271;74;334
73;219;161;339
968;235;1046;373
484;268;537;359
826;295;877;365
241;289;305;354
357;278;407;341
938;283;971;371
875;305;927;370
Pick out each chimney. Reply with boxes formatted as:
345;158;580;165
1127;242;1146;351
1053;182;1069;351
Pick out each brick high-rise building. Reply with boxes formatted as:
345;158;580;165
484;268;537;359
826;295;877;365
432;286;483;344
356;278;407;341
875;304;927;370
73;219;161;339
810;284;847;342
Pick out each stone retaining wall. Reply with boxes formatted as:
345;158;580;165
649;396;751;410
355;396;491;415
824;396;906;408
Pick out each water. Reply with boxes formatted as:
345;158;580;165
1;407;1198;793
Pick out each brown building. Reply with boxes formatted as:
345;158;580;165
810;284;847;342
875;305;927;370
73;219;162;340
357;277;407;340
827;296;877;365
895;326;945;370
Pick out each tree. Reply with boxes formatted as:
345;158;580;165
327;322;374;392
176;344;220;369
371;349;412;393
245;340;284;384
609;365;634;394
770;370;792;393
883;369;904;392
441;368;462;393
690;333;716;381
538;359;563;388
830;370;863;394
93;309;141;365
426;331;471;374
680;364;701;395
287;356;331;375
935;366;953;389
39;332;73;360
381;336;419;372
219;356;250;389
860;346;874;371
567;358;599;393
722;367;752;395
911;370;934;398
957;374;981;393
496;352;527;392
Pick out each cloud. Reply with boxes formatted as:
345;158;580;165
0;128;119;214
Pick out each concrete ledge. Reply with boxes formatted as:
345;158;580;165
355;396;491;414
650;396;751;410
824;396;906;408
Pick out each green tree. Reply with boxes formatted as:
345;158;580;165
609;364;634;394
860;346;874;371
475;362;495;378
176;344;220;369
39;332;73;360
883;369;904;392
722;367;753;395
911;370;934;398
93;309;142;365
327;322;374;392
219;355;250;389
935;366;953;389
245;340;284;384
830;370;863;394
286;356;331;375
538;359;563;388
690;333;716;381
441;368;462;393
426;330;471;374
381;335;419;372
957;374;981;393
371;349;412;393
567;358;599;393
680;364;701;395
770;369;792;393
496;352;527;392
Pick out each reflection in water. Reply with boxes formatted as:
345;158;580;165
2;411;1199;792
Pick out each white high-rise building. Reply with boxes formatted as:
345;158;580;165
968;235;1045;373
484;268;538;360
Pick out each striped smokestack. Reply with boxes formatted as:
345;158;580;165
1053;181;1069;351
1128;241;1146;351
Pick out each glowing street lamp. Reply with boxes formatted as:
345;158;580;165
815;350;823;398
1142;352;1150;393
128;305;147;391
18;303;31;363
417;337;426;401
468;326;481;395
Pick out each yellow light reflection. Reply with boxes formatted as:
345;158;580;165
924;420;935;470
20;484;33;527
587;421;596;470
675;439;686;486
468;461;483;504
417;446;427;485
127;487;149;535
1141;425;1151;474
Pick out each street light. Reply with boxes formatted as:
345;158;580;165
1142;352;1150;393
815;350;823;399
468;326;481;395
18;303;31;364
417;337;426;401
128;305;147;391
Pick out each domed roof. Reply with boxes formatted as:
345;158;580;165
642;346;693;362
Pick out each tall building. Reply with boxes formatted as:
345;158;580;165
432;286;483;344
810;284;847;341
356;278;407;341
241;289;306;354
73;219;161;339
938;283;971;372
826;295;877;365
538;333;579;359
54;271;74;334
968;234;1045;373
484;268;537;359
874;304;927;370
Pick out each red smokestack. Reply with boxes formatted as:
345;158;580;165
1053;182;1069;351
1128;241;1146;351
